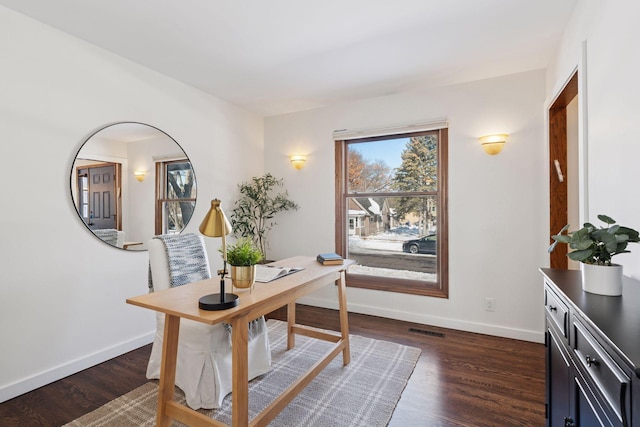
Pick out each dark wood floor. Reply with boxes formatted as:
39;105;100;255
0;305;545;426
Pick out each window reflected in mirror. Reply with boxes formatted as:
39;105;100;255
156;160;196;235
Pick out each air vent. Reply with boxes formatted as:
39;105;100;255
408;327;444;338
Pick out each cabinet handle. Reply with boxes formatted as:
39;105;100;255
586;355;599;367
549;305;557;312
563;417;575;427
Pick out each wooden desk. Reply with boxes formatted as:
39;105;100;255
127;256;354;427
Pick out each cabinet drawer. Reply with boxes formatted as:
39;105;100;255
545;286;569;338
573;319;630;425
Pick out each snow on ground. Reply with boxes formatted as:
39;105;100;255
349;227;420;252
348;227;436;281
349;264;436;281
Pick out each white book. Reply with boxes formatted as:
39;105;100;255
255;264;304;283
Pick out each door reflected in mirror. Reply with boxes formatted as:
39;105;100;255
70;122;197;250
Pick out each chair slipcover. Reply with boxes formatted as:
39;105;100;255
146;234;272;409
93;228;125;248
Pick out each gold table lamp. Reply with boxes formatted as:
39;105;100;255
198;199;239;310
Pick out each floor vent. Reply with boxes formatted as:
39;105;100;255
409;327;444;338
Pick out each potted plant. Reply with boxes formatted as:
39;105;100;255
230;173;299;261
549;214;640;295
223;237;264;290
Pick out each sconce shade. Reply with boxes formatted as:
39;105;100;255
133;170;146;182
199;199;231;238
290;154;307;170
479;134;508;155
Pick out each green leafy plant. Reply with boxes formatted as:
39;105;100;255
223;237;263;266
230;173;299;259
549;214;640;265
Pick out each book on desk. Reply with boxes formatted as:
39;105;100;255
255;264;304;283
316;252;344;265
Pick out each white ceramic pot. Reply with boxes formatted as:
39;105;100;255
580;263;623;296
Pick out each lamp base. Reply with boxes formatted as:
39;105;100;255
198;293;239;311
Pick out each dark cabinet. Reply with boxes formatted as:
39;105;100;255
542;269;639;427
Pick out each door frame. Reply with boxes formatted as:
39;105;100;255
548;72;577;269
548;42;590;269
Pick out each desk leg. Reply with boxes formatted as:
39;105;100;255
157;314;180;427
337;270;350;365
231;314;249;427
287;301;296;350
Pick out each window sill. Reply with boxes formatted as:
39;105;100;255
346;273;448;298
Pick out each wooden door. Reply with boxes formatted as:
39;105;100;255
549;72;578;269
77;163;118;230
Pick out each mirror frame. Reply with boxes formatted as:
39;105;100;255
70;122;197;250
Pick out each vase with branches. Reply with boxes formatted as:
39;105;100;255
230;173;298;260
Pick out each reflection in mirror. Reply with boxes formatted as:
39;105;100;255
70;122;197;250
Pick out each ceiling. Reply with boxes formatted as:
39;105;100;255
89;123;171;143
1;0;577;116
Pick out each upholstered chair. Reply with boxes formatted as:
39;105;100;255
146;234;271;409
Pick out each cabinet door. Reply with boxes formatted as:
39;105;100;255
548;328;571;426
574;372;614;427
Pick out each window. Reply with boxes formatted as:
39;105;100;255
155;160;197;235
77;172;89;219
335;129;448;297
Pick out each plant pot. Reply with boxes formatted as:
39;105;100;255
230;265;256;290
580;263;623;296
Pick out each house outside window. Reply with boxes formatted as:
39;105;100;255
335;128;448;297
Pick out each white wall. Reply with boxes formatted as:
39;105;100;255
0;6;263;402
264;70;548;343
547;0;640;280
566;96;580;270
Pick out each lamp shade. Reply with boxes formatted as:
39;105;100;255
199;199;231;237
290;154;307;170
479;134;508;155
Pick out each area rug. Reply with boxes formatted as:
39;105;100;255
65;319;421;426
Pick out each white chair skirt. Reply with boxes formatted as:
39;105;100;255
146;314;272;410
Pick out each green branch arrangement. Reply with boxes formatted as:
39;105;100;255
230;173;298;260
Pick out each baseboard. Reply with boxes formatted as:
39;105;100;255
297;296;544;343
0;332;154;403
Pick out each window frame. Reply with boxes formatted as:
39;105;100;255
334;129;449;298
155;159;197;235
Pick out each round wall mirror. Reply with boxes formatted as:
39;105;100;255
70;122;197;250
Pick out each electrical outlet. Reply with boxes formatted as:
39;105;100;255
485;297;495;312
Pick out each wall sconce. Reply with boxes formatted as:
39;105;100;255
290;154;307;170
133;170;146;182
479;134;508;155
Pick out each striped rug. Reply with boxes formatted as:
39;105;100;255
65;319;421;426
